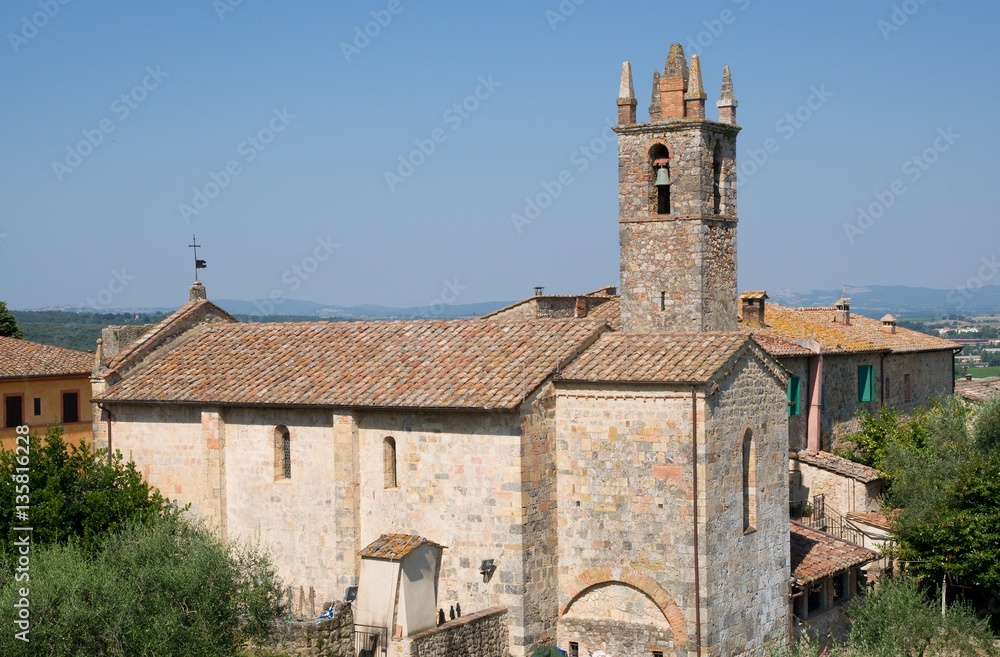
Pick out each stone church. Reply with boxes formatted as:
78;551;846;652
92;44;800;657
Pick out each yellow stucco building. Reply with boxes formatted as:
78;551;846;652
0;335;94;450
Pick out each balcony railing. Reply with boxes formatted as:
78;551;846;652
354;624;388;657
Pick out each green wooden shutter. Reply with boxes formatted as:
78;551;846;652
788;375;802;416
858;365;875;402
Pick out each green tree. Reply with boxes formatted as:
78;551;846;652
881;396;1000;589
0;300;23;338
839;404;928;472
0;426;176;557
0;518;285;656
846;576;999;657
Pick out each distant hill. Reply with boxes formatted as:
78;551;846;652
213;298;512;320
768;285;1000;319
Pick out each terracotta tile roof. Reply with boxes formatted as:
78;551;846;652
955;376;1000;403
0;336;93;379
359;534;443;560
846;511;892;531
790;522;878;586
106;299;236;372
740;303;960;355
97;319;606;410
558;332;754;384
742;331;813;357
586;296;621;330
795;450;883;483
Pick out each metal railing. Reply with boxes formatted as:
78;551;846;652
354;624;388;657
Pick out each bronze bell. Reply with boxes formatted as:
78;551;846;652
654;166;671;187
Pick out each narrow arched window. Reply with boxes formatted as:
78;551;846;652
274;425;291;480
712;143;723;214
384;437;397;489
649;144;671;215
742;429;756;533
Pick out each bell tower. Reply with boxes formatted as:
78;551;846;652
616;44;740;333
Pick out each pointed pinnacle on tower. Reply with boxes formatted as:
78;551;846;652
649;71;662;122
617;61;637;125
717;65;738;124
659;43;688;118
663;43;688;82
685;54;707;119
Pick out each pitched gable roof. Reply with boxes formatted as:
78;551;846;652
790;522;878;586
0;336;92;379
795;450;883;484
105;299;237;374
742;303;960;355
359;534;444;560
557;331;777;387
97;319;606;410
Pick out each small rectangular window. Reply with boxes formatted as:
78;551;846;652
787;375;802;416
569;642;579;657
62;392;79;424
903;373;912;404
858;365;876;402
282;433;291;479
5;395;23;428
33;398;41;416
653;652;664;657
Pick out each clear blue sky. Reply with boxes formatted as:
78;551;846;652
1;1;997;310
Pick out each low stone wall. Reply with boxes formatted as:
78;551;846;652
253;601;354;657
394;607;509;657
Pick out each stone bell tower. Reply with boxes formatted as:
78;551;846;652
615;44;740;333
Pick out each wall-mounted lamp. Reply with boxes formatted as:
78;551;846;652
343;586;358;603
479;559;496;583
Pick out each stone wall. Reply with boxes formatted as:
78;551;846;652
100;324;153;361
703;353;790;656
882;350;954;415
560;582;675;655
394;607;509;657
780;356;810;451
254;602;354;657
355;409;532;655
814;353;880;452
791;459;883;516
615;123;739;334
555;384;695;656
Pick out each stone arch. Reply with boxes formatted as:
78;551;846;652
647;139;674;215
561;565;687;648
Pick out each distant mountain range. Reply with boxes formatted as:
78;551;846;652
25;284;1000;320
767;285;1000;319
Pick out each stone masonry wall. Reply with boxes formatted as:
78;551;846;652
816;353;880;452
780;357;810;451
882;350;954;415
517;383;560;649
555;385;695;656
616;122;738;334
355;410;533;655
792;459;883;517
255;602;354;657
394;607;509;657
559;582;675;655
703;354;790;656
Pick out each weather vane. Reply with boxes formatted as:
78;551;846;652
189;234;207;281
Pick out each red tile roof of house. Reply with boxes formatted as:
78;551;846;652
0;336;93;379
955;376;1000;403
586;297;621;330
790;522;878;586
97;319;606;410
795;450;884;483
359;534;444;560
742;303;960;355
106;299;236;372
846;510;893;531
558;332;764;384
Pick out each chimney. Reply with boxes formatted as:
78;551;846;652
534;286;545;297
190;281;207;301
740;291;768;328
881;314;897;334
92;338;104;376
659;43;688;119
617;61;637;126
834;297;851;325
684;54;707;119
574;297;588;318
717;65;738;125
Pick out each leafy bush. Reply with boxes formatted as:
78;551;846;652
0;426;176;557
0;518;284;656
